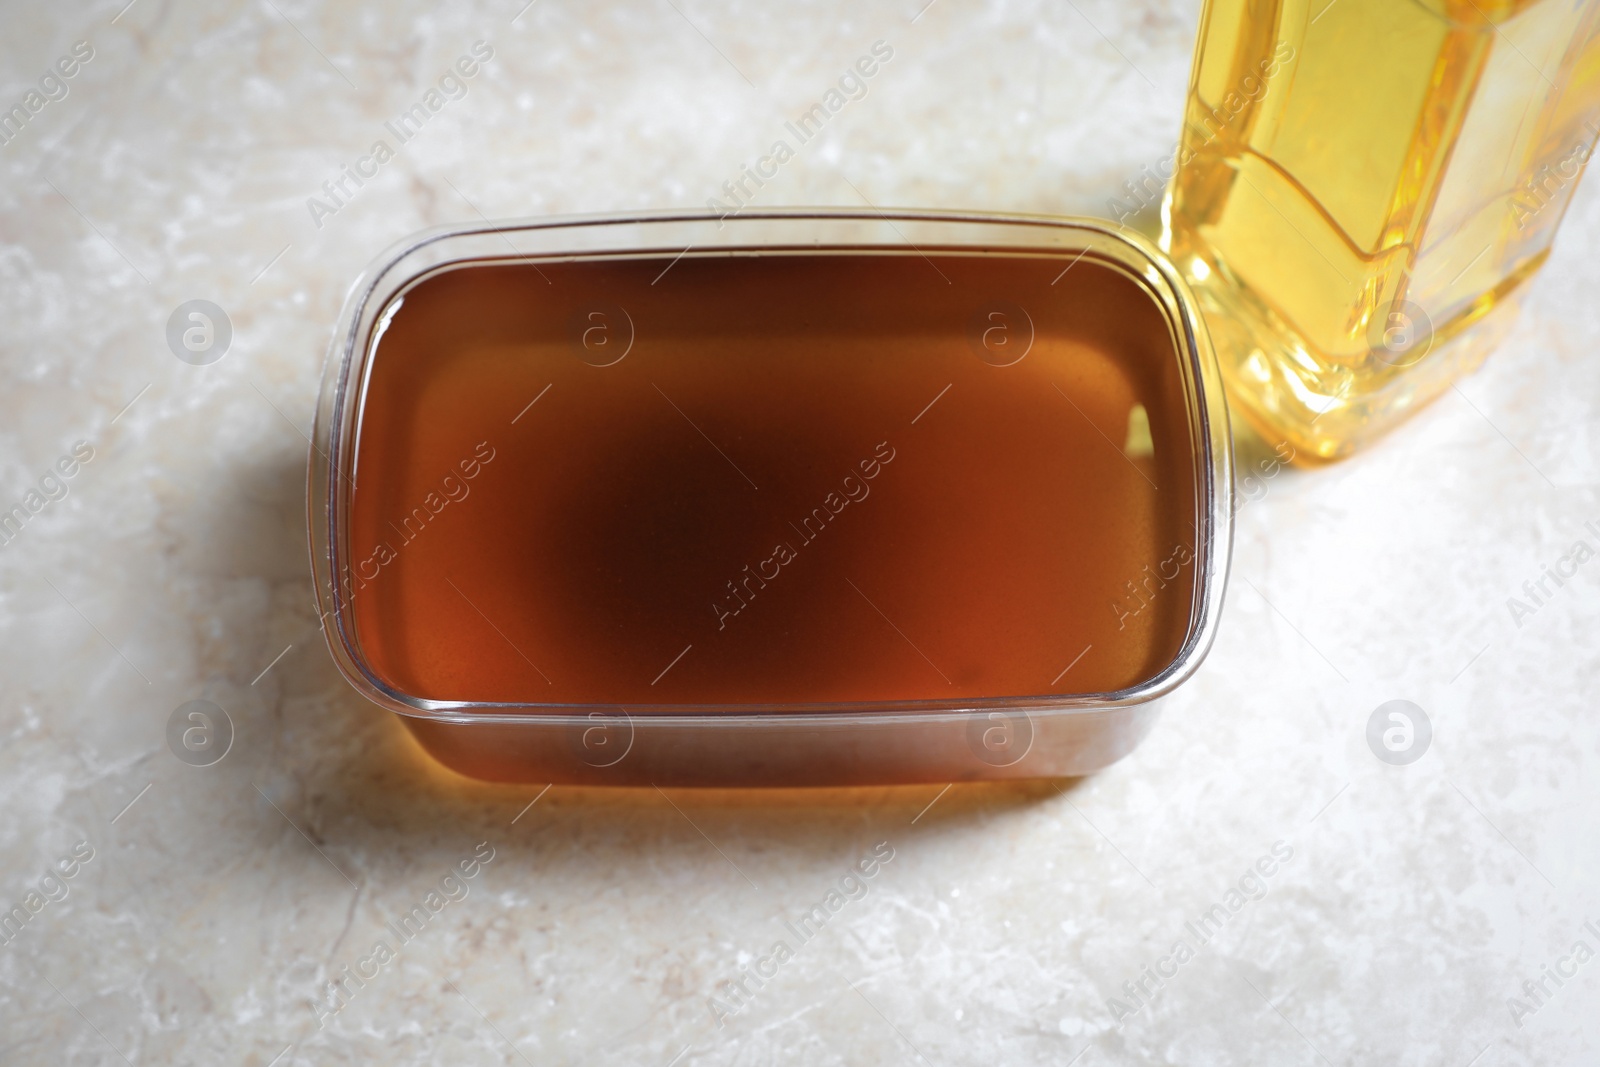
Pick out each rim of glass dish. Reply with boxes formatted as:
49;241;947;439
309;208;1234;727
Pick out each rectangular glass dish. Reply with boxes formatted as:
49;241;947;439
309;210;1232;786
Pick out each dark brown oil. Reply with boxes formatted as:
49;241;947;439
346;252;1200;707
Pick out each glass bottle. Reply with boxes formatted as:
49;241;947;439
1163;0;1600;460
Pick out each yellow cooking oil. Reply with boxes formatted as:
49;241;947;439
1163;0;1600;459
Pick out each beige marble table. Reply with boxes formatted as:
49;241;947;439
1;1;1597;1064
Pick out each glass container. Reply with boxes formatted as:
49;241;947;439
309;210;1233;785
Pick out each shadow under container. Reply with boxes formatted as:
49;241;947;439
309;211;1233;787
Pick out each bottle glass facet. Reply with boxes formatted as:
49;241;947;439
1164;0;1600;459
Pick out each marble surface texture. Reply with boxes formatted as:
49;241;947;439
2;1;1598;1064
